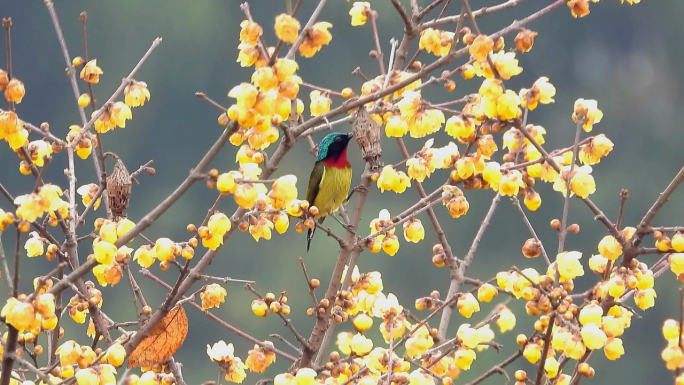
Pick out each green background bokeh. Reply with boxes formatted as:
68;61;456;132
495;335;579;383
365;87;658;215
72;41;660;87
0;0;682;383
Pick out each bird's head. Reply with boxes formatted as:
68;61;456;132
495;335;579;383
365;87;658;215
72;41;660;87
317;132;353;165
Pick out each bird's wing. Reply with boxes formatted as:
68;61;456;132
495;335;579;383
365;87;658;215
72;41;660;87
306;161;325;207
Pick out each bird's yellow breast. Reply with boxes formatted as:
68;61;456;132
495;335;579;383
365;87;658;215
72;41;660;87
313;166;352;218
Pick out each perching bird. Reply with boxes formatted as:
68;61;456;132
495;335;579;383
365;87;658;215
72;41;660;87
306;132;354;251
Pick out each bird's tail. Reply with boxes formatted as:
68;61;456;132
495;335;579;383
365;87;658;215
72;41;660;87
307;226;316;252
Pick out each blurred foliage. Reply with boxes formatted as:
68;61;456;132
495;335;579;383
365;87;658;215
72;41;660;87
0;0;682;384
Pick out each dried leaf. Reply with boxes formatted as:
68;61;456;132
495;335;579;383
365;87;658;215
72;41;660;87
127;305;188;368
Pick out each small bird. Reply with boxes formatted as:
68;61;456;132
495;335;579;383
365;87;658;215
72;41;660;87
306;132;354;251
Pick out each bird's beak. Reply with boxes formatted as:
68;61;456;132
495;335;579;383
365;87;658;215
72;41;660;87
347;132;354;139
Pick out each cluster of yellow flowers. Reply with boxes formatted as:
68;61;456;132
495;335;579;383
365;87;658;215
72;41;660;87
205;340;277;383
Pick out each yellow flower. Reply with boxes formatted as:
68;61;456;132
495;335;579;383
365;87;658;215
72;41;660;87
200;284;227;310
155;238;175;262
234;183;259;209
524;190;542;211
240;20;263;46
469;35;493;60
251;300;269;317
249;217;273;242
109;102;132;128
580;323;607;350
124;81;151;107
382;234;400;256
445;115;474;139
457;293;480;318
295;368;317;385
496;90;520;120
309;90;331;117
573;98;603;132
498;170;526;196
4;78;25;103
77;184;101;211
604;337;624;360
226;359;247;383
352;314;373;332
106;343;127;367
564;336;586;359
445;196;469;218
229;83;258;110
477;283;498;302
663;346;684;370
385;114;409;137
419;28;455;57
268;175;298;209
397;91;422;120
80;59;103;83
336;332;354;355
555;251;584;281
377;165;411;193
237;43;261;68
476;134;497;158
406;157;430;182
457;324;481;349
496;307;516;332
568;0;591;18
578;302;602;326
75;368;99;385
664;319;681;340
634;288;656;310
24;235;44;257
482;162;503;185
597;235;622;260
207;340;235;362
553;165;596;199
405;326;434;358
274;14;300;43
93;240;117;265
523;342;541;363
246;342;276;373
55;340;80;367
252;67;279;92
299;22;333;58
133;246;156;268
409;109;444;138
27;139;53;167
2;298;36;331
349;2;370;26
403;219;425;243
479;79;503;101
544;357;559;378
454;347;476;370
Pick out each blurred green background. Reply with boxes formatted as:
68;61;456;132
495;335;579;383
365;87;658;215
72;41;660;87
1;0;682;383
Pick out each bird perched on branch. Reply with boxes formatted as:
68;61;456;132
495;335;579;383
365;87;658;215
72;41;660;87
306;132;354;251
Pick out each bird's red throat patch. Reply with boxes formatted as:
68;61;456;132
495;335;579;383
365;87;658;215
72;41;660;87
322;146;350;169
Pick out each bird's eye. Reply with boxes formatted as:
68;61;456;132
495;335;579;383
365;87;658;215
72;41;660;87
335;136;342;142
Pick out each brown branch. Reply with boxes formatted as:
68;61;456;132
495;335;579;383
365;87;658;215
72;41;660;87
422;0;529;30
437;193;501;341
534;314;556;385
369;11;385;75
511;196;551;265
557;121;583;254
298;257;319;309
140;269;297;362
464;351;522;385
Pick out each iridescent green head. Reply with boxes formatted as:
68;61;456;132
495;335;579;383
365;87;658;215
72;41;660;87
316;132;353;163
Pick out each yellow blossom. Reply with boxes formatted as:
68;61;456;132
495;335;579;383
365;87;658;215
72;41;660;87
544;357;559;378
477;283;498;302
397;91;422;120
457;293;480;318
275;14;300;43
498;170;526;196
523;342;542;363
634;288;656;310
403;219;425;243
309;90;331;116
382;234;400;256
604;337;624;360
299;22;333;58
2;298;36;331
385;114;409;137
109;102;132;129
445;115;474;139
497;307;516;332
555;251;584;281
579;303;602;326
133;246;156;268
240;20;263;46
106;344;127;367
454;347;476;370
573;98;603;132
469;35;493;60
154;238;175;262
235;183;259;208
457;324;481;349
662;346;684;370
409;109;444;138
80;59;103;83
246;343;276;373
124;81;151;107
336;332;354;356
24;235;44;257
581;323;607;350
349;2;370;26
201;283;228;309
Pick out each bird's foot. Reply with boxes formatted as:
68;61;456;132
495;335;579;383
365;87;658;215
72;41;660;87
344;185;370;204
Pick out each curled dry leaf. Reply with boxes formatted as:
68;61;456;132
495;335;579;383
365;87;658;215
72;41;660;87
127;305;188;368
